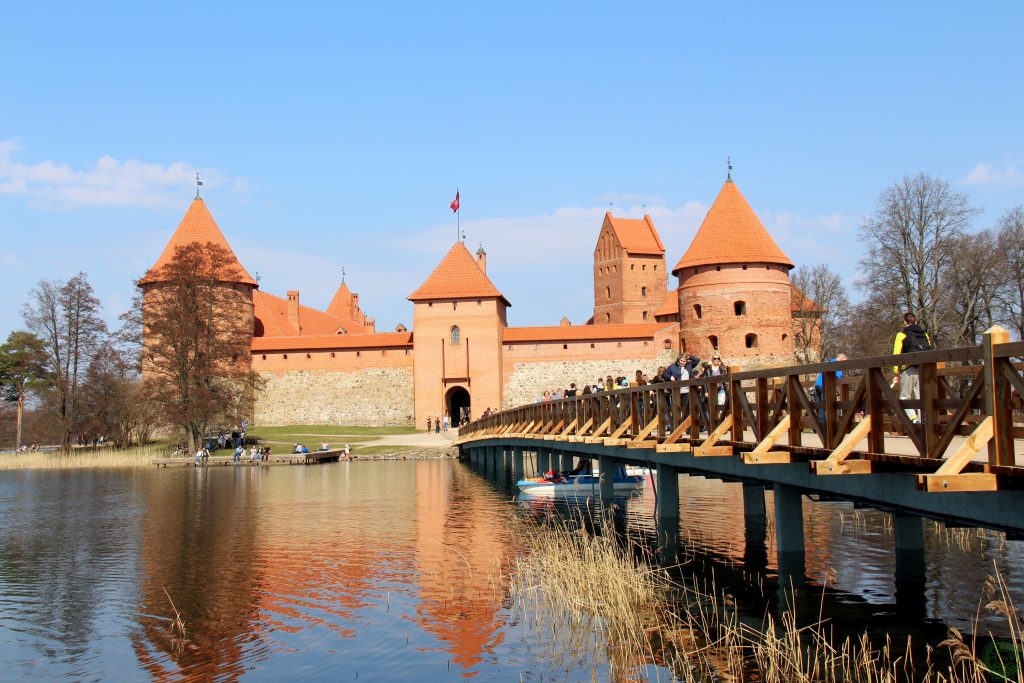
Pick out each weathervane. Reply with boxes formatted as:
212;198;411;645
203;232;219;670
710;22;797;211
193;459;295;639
255;271;261;283
727;156;733;181
196;172;203;198
341;266;346;284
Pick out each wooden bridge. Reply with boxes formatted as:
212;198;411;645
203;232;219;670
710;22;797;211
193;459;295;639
455;327;1024;579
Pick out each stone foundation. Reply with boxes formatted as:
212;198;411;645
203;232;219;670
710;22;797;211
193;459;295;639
255;367;414;425
502;350;676;408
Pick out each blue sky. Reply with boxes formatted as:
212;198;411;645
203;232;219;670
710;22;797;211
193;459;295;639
1;2;1022;337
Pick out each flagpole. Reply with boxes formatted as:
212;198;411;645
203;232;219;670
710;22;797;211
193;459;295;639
457;187;460;242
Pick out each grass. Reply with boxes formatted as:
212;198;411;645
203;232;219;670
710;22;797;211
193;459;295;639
507;513;1024;682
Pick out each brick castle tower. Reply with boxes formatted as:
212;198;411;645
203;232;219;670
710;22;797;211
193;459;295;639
672;177;795;362
408;242;509;426
593;212;667;324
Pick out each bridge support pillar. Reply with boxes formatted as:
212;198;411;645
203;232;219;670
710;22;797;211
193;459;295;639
598;453;615;506
486;446;496;479
893;512;927;619
512;447;524;482
743;483;768;571
656;466;680;562
773;484;806;586
537;448;551;475
560;452;574;471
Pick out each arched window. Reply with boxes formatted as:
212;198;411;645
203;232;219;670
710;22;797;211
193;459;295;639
745;333;758;349
708;335;718;349
734;300;746;316
641;286;648;297
605;286;611;299
642;311;649;321
450;326;461;345
694;304;702;319
605;312;611;322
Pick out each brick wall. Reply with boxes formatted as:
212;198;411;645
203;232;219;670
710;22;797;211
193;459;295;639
254;367;415;425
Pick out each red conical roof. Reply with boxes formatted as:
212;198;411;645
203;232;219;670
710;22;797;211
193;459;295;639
673;180;793;274
408;242;510;305
140;198;257;285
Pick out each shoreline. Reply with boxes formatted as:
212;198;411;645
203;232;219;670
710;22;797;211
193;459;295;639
0;446;459;470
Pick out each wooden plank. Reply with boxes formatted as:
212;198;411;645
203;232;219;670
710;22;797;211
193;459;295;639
661;415;692;445
749;414;790;455
626;441;657;449
813;459;872;475
559;418;578;437
810;417;871;474
633;416;659;442
575;417;594;436
916;472;998;492
934;416;994;476
695;414;733;456
742;451;792;465
695;445;734;457
608;417;631;440
655;442;692;453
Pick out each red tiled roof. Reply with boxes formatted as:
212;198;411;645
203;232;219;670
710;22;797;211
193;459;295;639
252;332;413;352
503;323;667;343
140;198;257;285
603;212;664;255
254;290;349;337
791;287;822;313
408;242;509;305
653;290;679;317
673;180;793;273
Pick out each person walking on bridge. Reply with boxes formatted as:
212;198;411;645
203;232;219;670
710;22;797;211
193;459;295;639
892;313;933;424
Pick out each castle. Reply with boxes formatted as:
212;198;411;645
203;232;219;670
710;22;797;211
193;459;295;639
141;176;801;427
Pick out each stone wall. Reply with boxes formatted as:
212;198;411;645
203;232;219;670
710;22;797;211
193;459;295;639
255;367;414;426
501;349;676;408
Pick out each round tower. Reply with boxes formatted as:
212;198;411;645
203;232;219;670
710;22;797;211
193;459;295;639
672;178;794;364
139;197;258;377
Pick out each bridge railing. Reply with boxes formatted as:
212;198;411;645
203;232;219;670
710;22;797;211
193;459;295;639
460;327;1023;490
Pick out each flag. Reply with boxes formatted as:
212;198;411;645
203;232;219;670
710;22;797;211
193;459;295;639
450;191;460;213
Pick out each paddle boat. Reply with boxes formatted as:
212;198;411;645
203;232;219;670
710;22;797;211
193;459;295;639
516;465;645;495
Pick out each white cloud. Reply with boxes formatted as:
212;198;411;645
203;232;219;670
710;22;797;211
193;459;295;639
0;139;248;210
961;162;1024;187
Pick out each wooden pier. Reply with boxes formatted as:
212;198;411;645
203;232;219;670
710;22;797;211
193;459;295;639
153;449;344;467
456;327;1024;579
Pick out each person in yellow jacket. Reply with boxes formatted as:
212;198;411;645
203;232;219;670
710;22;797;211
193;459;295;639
892;313;933;424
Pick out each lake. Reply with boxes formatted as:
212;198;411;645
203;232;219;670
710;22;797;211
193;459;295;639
0;459;1020;681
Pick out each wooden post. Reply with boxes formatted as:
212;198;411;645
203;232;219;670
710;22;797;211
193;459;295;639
919;361;940;458
787;375;802;448
823;368;838;448
866;368;886;453
982;325;1012;466
756;377;769;441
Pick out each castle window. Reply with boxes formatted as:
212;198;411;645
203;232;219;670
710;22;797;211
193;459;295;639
734;301;746;316
605;313;611;322
613;265;617;272
642;265;647;271
562;344;568;350
590;343;595;349
428;302;433;307
261;354;267;360
642;311;649;321
452;301;457;310
694;304;702;319
450;326;461;345
641;286;647;297
663;339;672;349
306;353;311;358
283;354;288;359
631;264;635;270
716;266;721;271
605;286;611;299
745;333;758;349
742;265;748;270
331;352;335;358
654;265;658;271
477;300;481;305
708;335;718;349
356;351;361;357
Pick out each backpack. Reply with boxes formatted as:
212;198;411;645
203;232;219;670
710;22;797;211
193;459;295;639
901;327;933;353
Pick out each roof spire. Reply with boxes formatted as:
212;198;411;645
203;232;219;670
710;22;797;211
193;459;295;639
726;156;733;182
341;266;346;284
195;172;203;198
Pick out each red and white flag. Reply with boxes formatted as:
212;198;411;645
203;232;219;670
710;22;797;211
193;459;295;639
450;191;460;213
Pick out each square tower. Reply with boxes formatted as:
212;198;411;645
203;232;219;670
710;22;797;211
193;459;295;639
593;212;667;324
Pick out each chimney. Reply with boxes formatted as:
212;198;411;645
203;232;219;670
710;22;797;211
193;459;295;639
286;290;301;334
476;244;487;274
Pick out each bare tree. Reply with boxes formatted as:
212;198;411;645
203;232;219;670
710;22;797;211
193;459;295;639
858;174;980;340
141;242;260;451
791;264;850;362
79;342;154;447
22;273;107;450
995;206;1024;339
942;230;1003;347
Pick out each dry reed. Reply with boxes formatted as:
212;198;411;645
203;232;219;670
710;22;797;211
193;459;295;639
0;443;171;470
508;514;1023;682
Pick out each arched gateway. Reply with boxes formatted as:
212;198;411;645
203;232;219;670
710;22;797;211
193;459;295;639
446;386;471;427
